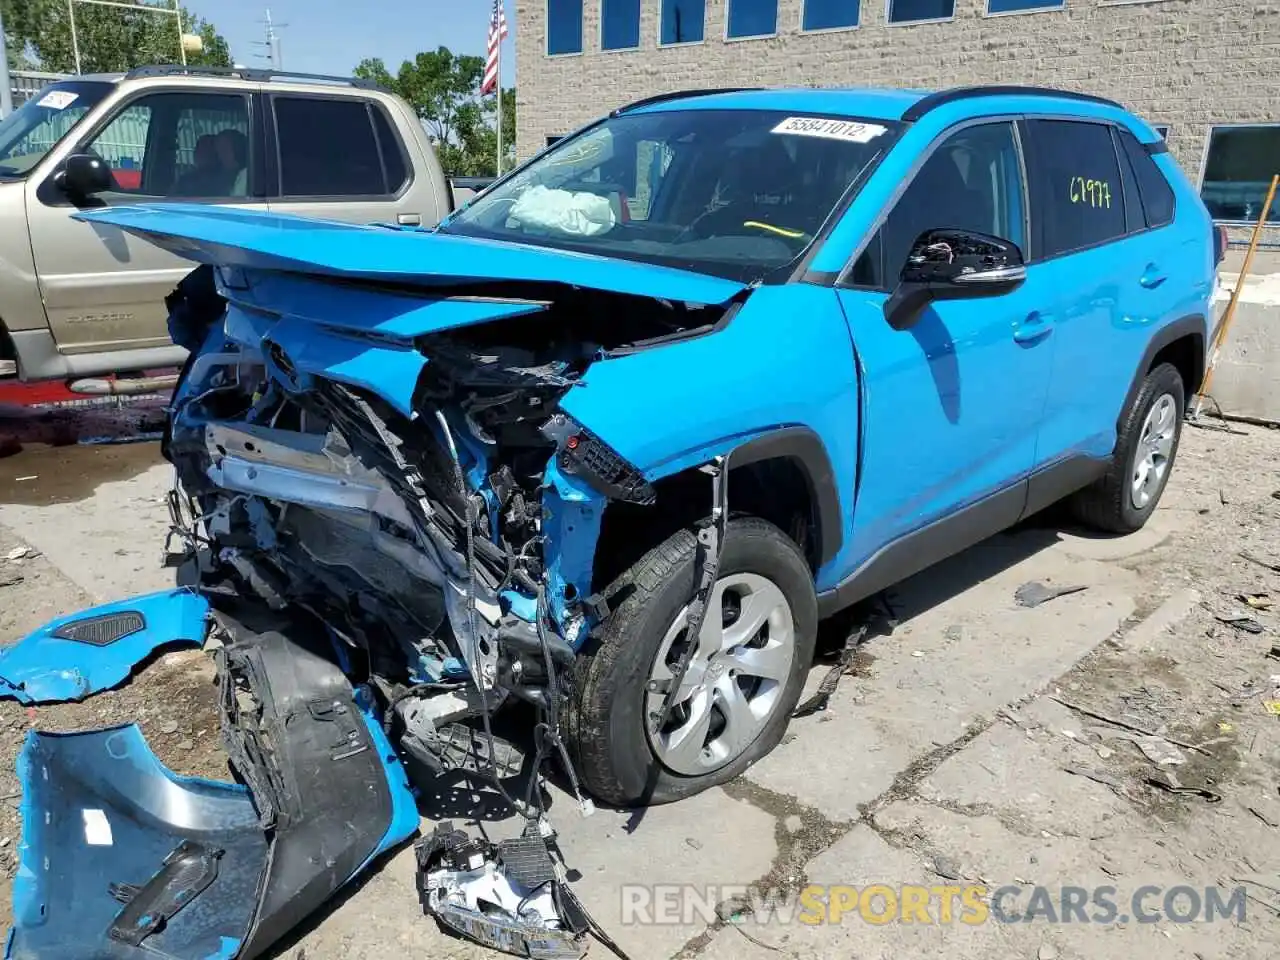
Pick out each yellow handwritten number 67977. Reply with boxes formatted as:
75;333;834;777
1069;177;1112;209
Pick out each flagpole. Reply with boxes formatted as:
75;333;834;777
494;32;502;177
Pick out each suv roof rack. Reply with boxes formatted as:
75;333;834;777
613;87;762;116
902;85;1123;122
123;64;380;89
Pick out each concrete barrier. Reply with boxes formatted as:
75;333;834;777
1208;259;1280;424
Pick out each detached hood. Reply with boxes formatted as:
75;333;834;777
74;203;748;307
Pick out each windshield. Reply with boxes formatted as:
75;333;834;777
0;81;113;179
442;109;898;282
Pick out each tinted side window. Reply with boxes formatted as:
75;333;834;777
1024;119;1125;258
851;122;1025;287
1117;128;1175;228
371;107;408;193
275;97;385;197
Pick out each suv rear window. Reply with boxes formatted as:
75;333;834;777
1116;127;1175;229
273;97;396;197
1024;119;1126;259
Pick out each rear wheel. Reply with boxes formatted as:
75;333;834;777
566;517;817;807
1071;362;1185;533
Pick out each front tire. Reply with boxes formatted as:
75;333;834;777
566;517;817;807
1071;362;1185;533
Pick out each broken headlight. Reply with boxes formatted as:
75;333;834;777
543;416;655;505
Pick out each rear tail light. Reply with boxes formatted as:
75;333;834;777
1214;225;1229;266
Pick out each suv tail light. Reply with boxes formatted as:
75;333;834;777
1214;225;1229;266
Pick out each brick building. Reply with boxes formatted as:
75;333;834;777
514;0;1280;231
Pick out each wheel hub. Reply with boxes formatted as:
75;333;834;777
1131;392;1178;510
645;572;796;776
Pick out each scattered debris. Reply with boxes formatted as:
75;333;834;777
1145;774;1222;803
0;574;23;589
1097;745;1114;760
416;820;589;960
1263;701;1280;716
1063;764;1125;791
1038;944;1059;960
1246;806;1279;828
1214;614;1265;635
1267;647;1280;661
1240;552;1280;575
1220;722;1235;733
13;475;36;482
1239;593;1274;611
686;837;703;850
159;720;180;735
1051;696;1211;756
944;624;966;642
911;650;924;658
1015;581;1088;608
932;855;963;881
783;815;803;835
1132;735;1186;766
3;546;29;562
176;739;195;751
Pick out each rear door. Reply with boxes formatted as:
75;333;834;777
27;86;264;353
264;94;420;226
1017;118;1148;469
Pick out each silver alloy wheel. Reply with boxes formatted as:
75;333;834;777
645;572;796;776
1131;392;1178;510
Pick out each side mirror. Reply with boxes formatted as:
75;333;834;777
58;153;114;198
884;228;1026;331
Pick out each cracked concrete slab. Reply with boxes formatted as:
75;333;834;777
745;531;1138;820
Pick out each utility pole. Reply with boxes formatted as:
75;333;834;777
0;3;13;118
253;8;285;71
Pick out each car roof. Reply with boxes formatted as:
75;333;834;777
627;84;1135;127
630;87;928;122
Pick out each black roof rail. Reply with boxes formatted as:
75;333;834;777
613;87;762;116
123;64;380;89
901;85;1123;122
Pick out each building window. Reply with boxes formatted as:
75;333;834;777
986;0;1062;14
662;0;705;43
602;0;641;50
727;0;778;38
1201;125;1280;224
803;0;860;31
887;0;954;23
547;0;583;55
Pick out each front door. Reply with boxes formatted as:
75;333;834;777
834;120;1055;563
26;87;264;354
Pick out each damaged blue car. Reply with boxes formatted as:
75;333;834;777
2;84;1216;959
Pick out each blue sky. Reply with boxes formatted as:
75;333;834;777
184;0;514;83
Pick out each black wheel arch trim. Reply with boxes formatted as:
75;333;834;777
1118;313;1206;430
726;427;843;569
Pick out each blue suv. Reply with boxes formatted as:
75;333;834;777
0;85;1219;960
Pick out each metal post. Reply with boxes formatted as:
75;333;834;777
68;0;82;74
0;4;14;118
175;0;186;66
495;55;502;177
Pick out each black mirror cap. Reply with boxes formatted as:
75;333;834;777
59;153;114;198
883;228;1026;331
899;228;1025;286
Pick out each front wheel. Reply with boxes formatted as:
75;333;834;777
566;517;817;807
1071;361;1185;533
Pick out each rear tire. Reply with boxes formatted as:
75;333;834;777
1071;362;1185;534
566;517;817;807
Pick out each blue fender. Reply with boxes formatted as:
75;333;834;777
0;589;210;704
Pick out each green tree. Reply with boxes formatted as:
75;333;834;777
3;0;230;74
355;46;514;177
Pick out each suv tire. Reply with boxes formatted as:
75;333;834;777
566;517;817;807
1071;362;1185;534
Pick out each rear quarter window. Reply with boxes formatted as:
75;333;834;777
1117;127;1175;229
1023;119;1126;259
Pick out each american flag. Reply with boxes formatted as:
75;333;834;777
482;0;508;96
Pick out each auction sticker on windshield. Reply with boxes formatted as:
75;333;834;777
37;90;79;110
772;116;887;143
